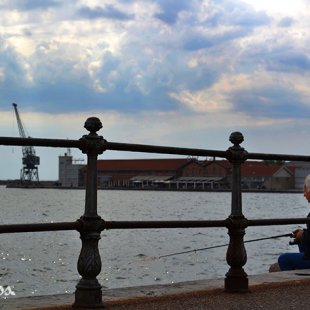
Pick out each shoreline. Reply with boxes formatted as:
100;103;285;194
3;183;303;193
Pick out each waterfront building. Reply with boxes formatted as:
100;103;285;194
240;161;294;190
58;154;298;190
286;161;310;189
80;158;194;188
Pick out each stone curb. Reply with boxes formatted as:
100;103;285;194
2;270;310;310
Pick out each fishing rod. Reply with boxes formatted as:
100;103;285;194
154;232;293;260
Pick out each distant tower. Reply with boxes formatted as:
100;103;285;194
58;152;85;187
12;103;40;183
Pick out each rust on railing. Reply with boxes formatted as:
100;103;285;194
1;116;310;308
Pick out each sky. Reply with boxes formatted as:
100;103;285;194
1;0;310;180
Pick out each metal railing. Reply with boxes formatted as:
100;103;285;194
1;116;310;308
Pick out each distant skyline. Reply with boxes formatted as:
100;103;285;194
1;0;310;180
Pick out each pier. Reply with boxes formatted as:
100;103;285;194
1;116;310;308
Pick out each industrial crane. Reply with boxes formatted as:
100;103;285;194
12;103;40;183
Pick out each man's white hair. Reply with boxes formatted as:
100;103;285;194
305;175;310;190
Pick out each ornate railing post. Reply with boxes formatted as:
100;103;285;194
225;132;248;293
73;117;105;309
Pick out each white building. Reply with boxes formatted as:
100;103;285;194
58;152;85;187
286;161;310;189
295;165;310;189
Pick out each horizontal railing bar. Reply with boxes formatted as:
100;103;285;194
247;218;310;226
1;136;310;162
104;142;226;158
0;221;82;234
1;218;310;233
105;142;310;162
0;137;227;157
247;152;310;162
104;220;229;229
105;217;310;230
0;137;82;148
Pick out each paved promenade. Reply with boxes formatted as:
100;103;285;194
2;270;310;309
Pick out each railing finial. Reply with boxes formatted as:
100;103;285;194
229;131;244;146
84;117;103;136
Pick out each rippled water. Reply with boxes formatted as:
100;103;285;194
0;187;307;298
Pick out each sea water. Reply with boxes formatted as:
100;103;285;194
0;187;307;297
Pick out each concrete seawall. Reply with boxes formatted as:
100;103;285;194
2;270;310;309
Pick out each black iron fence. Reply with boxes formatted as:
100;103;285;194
1;116;310;309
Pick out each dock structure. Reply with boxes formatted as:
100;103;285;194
2;117;310;308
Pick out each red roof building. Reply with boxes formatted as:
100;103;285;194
76;157;295;190
80;158;194;188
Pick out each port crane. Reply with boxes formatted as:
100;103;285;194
12;103;40;183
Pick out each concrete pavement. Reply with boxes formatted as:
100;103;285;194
2;270;310;309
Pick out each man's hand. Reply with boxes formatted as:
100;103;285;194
293;228;304;241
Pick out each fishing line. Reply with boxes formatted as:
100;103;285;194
136;233;293;262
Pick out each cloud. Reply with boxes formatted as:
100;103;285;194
199;0;271;27
78;5;134;21
170;71;310;119
268;51;310;72
170;89;232;113
0;0;309;119
154;0;190;25
8;0;62;11
231;87;310;118
0;41;33;100
2;0;310;182
278;17;294;27
183;27;250;51
228;8;270;27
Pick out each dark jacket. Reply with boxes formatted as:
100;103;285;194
302;212;310;259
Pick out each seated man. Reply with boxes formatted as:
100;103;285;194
270;174;310;272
